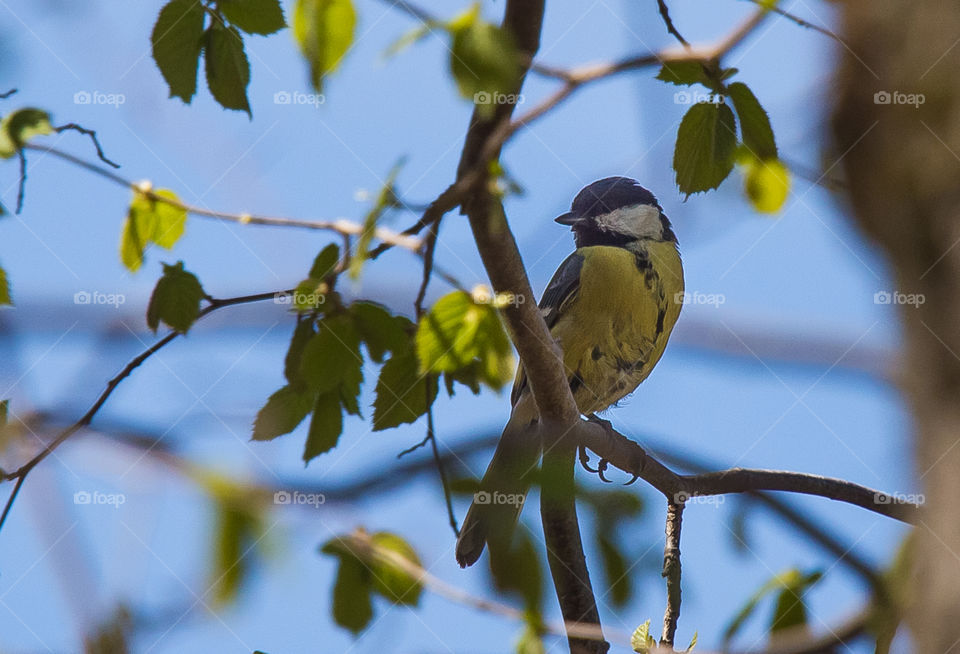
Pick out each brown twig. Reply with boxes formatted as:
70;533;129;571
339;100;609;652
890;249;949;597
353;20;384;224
660;502;684;648
657;0;690;46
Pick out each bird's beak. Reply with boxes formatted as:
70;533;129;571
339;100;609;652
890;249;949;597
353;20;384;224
554;212;581;226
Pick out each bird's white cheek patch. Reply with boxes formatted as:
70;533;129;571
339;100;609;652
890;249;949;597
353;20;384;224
596;205;662;239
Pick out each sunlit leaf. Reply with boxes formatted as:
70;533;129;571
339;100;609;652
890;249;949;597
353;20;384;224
0;264;10;306
293;0;356;92
152;0;206;102
0;108;52;158
723;568;822;645
448;4;521;116
743;156;790;214
631;620;656;653
210;493;262;605
368;531;423;606
151;190;188;248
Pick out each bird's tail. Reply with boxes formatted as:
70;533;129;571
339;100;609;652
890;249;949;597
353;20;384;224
455;396;540;568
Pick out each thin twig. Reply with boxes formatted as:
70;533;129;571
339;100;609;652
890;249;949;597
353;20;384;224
15;149;26;214
657;0;690;46
54;123;120;168
426;378;459;536
0;288;291;534
741;0;844;43
0;88;17;99
660;501;684;648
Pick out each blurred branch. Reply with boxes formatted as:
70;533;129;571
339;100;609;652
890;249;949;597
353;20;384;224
740;0;844;43
0;288;291;534
579;419;920;523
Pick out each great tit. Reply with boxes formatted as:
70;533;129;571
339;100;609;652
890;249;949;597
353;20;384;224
455;177;685;568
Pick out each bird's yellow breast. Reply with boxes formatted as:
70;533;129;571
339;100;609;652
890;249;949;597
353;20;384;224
551;243;683;414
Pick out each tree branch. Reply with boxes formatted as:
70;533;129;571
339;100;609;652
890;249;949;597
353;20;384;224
660;502;684;648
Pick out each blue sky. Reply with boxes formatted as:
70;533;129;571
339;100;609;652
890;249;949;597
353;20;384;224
0;0;917;652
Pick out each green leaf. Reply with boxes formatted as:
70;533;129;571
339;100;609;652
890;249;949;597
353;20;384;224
293;0;356;92
770;571;822;635
631;620;656;653
448;4;521;114
0;264;10;306
656;61;707;86
673;101;737;195
722;568;822;645
372;346;437;431
742;156;790;214
328;552;373;634
516;623;545;654
303;391;342;461
151;190;188;248
284;319;316;385
350;160;404;279
350;301;410;363
210;495;261;605
726;82;777;160
252;384;314;440
292;278;329;312
597;536;631;608
219;0;286;35
204;22;252;115
152;0;206;102
309;243;340;278
300;315;363;394
368;531;423;606
145;261;206;333
415;290;514;391
0;108;52;158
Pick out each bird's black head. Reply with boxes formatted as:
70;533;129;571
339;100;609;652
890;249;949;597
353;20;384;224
555;177;677;248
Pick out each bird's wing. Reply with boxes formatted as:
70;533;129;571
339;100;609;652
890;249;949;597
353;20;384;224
510;252;584;405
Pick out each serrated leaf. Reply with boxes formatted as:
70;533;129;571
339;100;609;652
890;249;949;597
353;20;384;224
309;243;340;278
152;0;206;102
673;101;737;195
727;82;777;160
220;0;286;35
293;0;356;92
369;532;422;606
631;620;655;653
252;384;314;440
146;261;206;333
656;61;707;86
151;190;188;248
448;5;521;115
303;391;342;461
284;319;316;385
743;157;790;214
0;108;52;157
204;22;251;115
351;301;410;363
328;553;373;634
0;264;10;306
415;290;514;391
300;315;363;394
372;346;436;430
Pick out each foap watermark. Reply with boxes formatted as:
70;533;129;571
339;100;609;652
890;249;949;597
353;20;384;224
673;90;724;105
74;90;126;108
473;490;525;507
675;290;725;307
274;291;326;306
471;284;526;308
274;490;326;508
474;91;525;106
874;290;925;307
273;90;325;108
74;290;126;308
74;490;126;508
674;491;726;508
874;90;925;108
874;491;924;507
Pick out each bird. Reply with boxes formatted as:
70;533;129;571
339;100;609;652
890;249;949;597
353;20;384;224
455;176;685;568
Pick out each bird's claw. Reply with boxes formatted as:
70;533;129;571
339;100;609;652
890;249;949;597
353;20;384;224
597;458;612;483
578;445;599;473
623;474;639;486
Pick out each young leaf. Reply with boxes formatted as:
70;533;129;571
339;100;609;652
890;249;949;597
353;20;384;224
309;243;340;278
372;346;436;430
722;568;822;645
219;0;286;35
415;290;514;390
284;319;316;385
516;623;545;654
120;212;147;272
149;190;188;248
656;61;707;86
770;570;822;635
303;391;342;461
0;108;52;157
293;0;356;92
631;620;656;653
726;82;777;160
368;531;423;606
152;0;206;102
300;314;363;394
448;5;521;113
252;385;315;440
350;301;410;363
0;264;10;306
204;22;252;115
120;189;188;272
327;552;374;634
146;261;206;333
673;101;737;195
743;156;790;214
